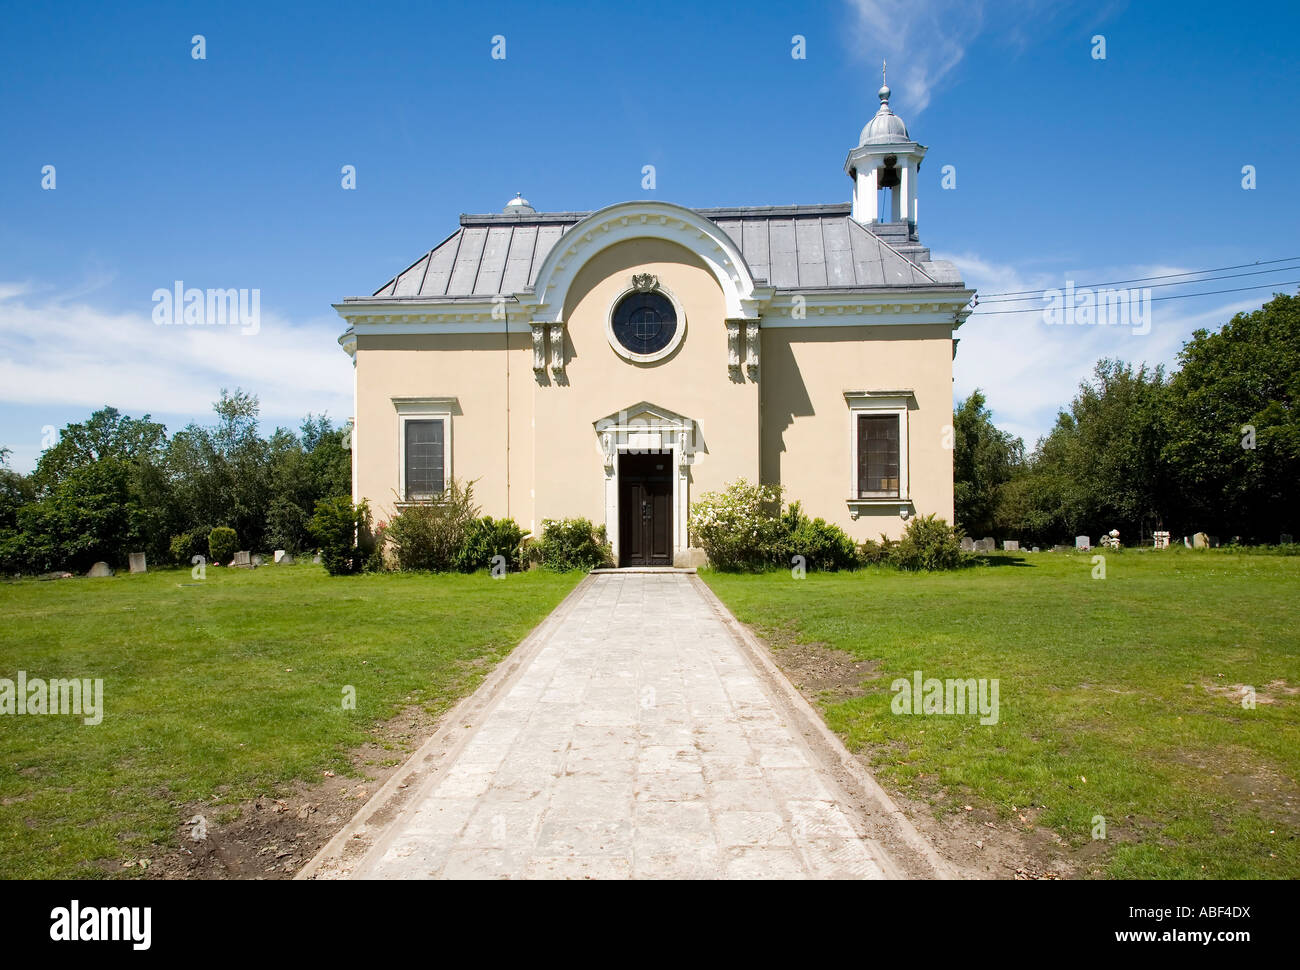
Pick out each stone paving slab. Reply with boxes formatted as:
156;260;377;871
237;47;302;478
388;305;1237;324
303;573;940;880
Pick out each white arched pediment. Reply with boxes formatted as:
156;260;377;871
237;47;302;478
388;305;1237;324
518;201;763;323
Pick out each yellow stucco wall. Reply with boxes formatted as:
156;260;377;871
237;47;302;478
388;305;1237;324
351;236;954;544
760;324;955;541
534;238;759;529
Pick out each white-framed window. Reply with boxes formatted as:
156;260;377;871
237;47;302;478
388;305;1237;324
393;397;456;502
844;391;910;504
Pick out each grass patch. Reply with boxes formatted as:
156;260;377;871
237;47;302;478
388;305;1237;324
0;563;580;878
703;549;1300;878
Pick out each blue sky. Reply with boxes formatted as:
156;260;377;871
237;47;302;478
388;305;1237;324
2;0;1297;471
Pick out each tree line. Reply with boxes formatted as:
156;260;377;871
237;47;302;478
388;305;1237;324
0;389;350;573
953;293;1299;545
1;294;1296;573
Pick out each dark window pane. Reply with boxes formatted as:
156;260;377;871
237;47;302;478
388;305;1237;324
405;419;444;500
612;291;677;356
857;414;899;498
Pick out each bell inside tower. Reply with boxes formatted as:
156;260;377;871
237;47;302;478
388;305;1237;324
876;155;900;223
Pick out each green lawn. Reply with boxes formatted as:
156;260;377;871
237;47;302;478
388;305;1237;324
704;549;1300;879
0;563;580;879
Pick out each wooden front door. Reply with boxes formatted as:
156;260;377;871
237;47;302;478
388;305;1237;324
619;453;672;566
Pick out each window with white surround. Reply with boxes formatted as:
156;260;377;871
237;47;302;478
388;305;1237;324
844;391;910;505
394;398;455;502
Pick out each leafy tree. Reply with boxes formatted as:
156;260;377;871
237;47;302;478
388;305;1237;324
30;407;167;493
309;496;372;575
997;361;1169;544
1162;293;1300;539
17;458;133;572
165;389;274;550
0;450;36;572
29;407;172;561
953;390;1024;537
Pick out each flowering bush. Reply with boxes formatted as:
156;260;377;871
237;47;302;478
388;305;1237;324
692;481;965;573
689;480;787;571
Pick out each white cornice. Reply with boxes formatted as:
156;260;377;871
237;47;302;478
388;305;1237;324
334;283;975;347
763;290;973;328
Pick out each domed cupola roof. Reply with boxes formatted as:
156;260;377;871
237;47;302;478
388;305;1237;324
503;192;536;214
859;82;909;146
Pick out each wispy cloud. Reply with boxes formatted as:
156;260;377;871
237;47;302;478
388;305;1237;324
940;252;1270;449
0;283;353;435
842;0;1119;114
843;0;988;114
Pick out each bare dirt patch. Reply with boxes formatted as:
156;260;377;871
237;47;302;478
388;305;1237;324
143;705;441;880
760;633;1092;880
884;789;1097;880
1201;677;1298;705
1168;748;1300;832
763;628;881;704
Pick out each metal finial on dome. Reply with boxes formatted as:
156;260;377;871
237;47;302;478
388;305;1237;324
859;59;909;146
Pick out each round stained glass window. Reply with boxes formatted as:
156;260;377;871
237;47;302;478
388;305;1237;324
611;291;678;358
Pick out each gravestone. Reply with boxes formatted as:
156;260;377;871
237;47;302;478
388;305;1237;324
1193;532;1209;548
960;536;975;552
1053;544;1072;553
276;552;294;565
251;553;265;567
1153;531;1170;549
1031;546;1041;553
128;552;147;573
231;551;252;568
86;562;113;577
312;553;322;565
1003;540;1020;552
1075;536;1091;551
273;549;288;563
974;538;995;552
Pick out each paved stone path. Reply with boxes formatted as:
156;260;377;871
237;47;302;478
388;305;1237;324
312;573;909;879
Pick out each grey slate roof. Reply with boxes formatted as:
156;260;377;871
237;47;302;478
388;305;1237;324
371;203;962;299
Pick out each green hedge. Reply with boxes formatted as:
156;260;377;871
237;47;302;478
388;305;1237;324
530;518;613;571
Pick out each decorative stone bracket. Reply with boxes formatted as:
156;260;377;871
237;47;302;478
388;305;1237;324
726;318;760;381
676;429;693;479
531;320;568;380
530;322;547;378
725;319;743;378
549;322;566;378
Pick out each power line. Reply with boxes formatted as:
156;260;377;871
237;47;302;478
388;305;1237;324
977;256;1300;298
971;280;1300;316
977;264;1300;305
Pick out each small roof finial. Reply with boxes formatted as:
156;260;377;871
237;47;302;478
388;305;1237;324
878;58;891;104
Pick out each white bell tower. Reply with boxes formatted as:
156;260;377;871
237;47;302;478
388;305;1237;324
845;62;928;230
